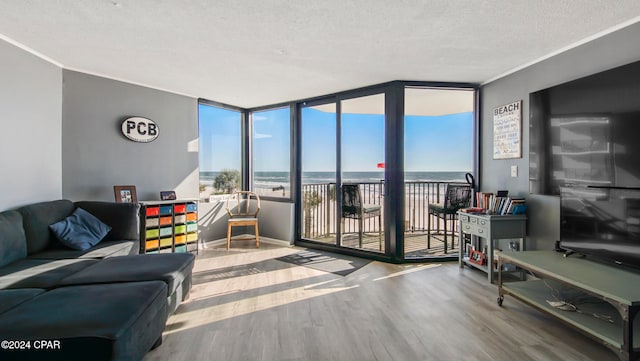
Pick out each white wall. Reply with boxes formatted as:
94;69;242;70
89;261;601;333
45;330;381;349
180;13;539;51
0;39;62;210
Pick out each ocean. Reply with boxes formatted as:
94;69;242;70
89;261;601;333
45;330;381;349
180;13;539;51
200;171;470;190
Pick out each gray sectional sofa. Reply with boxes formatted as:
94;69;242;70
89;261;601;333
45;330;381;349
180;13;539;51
0;200;196;361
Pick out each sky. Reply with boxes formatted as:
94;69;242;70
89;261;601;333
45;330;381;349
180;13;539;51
199;102;473;173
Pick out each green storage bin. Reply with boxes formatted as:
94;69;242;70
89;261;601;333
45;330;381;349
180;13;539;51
186;223;197;232
174;225;186;234
146;229;159;239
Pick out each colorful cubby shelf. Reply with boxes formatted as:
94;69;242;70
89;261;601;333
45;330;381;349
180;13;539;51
140;200;199;254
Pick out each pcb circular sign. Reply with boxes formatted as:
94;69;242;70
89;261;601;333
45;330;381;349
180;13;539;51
121;117;159;143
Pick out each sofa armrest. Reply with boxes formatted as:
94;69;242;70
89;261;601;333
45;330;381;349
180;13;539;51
74;201;140;242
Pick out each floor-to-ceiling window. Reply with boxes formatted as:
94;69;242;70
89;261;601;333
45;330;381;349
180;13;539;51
299;93;386;255
198;101;243;202
403;87;475;260
340;94;386;253
297;84;476;261
300;102;337;244
199;82;476;263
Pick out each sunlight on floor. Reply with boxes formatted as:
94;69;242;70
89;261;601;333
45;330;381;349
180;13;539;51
165;278;359;334
373;263;441;281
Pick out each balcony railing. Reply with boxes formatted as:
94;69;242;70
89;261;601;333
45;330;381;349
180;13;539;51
301;181;469;239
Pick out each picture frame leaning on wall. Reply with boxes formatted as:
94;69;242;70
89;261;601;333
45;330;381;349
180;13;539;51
114;185;137;203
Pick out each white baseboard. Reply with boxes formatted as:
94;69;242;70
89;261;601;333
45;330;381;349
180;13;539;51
200;235;293;249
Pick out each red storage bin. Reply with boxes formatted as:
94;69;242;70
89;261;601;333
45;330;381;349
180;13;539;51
174;204;186;214
146;206;160;217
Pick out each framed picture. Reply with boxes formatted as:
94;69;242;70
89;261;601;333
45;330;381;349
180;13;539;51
493;100;523;159
114;185;137;203
160;191;176;201
469;249;486;266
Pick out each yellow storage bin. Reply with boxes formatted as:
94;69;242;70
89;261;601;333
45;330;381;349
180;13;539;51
159;238;173;248
187;233;198;243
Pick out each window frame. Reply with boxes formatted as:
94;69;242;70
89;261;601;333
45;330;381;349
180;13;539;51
248;102;295;202
197;98;246;200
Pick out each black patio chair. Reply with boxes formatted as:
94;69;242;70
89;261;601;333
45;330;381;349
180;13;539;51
427;184;472;254
341;183;382;250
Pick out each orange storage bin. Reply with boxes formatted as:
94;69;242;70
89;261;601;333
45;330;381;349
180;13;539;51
175;235;187;245
186;213;197;222
159;216;172;226
145;239;159;250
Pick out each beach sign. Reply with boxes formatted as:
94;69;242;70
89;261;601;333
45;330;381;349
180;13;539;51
121;117;159;143
493;100;522;159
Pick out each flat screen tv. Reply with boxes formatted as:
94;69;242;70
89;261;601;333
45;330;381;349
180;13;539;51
529;59;640;267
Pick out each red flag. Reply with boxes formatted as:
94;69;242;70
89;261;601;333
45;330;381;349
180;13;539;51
376;162;385;169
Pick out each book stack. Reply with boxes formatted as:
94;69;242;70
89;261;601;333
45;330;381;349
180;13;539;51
475;191;526;215
475;192;493;210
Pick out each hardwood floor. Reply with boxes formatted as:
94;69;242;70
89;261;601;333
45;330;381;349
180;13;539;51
144;242;618;361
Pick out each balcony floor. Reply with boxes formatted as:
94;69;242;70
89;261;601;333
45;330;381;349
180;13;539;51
309;231;461;258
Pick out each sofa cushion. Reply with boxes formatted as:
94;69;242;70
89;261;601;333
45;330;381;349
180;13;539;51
0;210;27;268
0;258;98;290
59;253;195;297
29;240;139;260
49;208;111;251
17;200;75;255
0;281;168;361
0;288;45;315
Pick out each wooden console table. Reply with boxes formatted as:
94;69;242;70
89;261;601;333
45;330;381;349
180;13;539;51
458;212;527;283
498;251;640;361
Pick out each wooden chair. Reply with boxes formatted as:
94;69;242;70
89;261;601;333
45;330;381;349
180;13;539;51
226;191;261;250
427;184;471;254
341;183;382;250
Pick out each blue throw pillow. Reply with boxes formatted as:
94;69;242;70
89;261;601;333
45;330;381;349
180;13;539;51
49;208;112;251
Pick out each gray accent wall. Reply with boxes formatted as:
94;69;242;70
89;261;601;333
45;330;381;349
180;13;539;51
0;39;62;210
61;70;199;202
480;22;640;251
60;70;294;244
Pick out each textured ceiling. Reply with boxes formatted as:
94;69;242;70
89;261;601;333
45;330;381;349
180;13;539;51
0;1;639;108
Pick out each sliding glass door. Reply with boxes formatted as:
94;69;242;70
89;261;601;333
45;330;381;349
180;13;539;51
300;93;386;255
